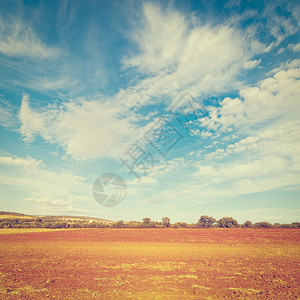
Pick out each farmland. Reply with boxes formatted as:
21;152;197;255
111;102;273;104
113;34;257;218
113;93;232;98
0;228;299;299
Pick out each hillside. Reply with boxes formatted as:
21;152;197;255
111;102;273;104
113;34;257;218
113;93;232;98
0;211;113;227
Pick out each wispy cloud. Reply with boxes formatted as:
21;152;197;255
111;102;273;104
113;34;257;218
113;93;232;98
0;156;42;168
119;3;257;108
0;155;93;213
0;97;19;128
0;17;60;59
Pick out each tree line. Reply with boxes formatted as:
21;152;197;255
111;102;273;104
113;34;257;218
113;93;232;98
0;215;299;229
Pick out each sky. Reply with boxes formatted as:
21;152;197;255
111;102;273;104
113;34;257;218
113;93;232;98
0;0;299;224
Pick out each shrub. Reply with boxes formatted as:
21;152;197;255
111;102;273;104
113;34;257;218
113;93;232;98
253;222;273;228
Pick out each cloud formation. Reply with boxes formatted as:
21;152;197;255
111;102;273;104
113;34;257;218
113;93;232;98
0;1;299;221
19;94;141;159
0;97;18;128
120;2;261;108
0;155;91;212
202;60;300;133
0;17;59;59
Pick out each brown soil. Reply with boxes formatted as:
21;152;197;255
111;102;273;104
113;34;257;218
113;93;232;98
0;228;299;299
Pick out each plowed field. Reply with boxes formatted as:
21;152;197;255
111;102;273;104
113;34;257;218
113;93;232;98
0;228;299;299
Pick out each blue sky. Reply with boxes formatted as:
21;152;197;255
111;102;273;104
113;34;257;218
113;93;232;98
0;0;299;223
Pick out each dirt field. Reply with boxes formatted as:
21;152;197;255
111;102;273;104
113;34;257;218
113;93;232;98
0;228;299;299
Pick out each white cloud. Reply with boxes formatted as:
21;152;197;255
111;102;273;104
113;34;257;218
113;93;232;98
0;155;91;212
263;3;299;47
19;94;143;159
277;47;285;54
0;17;59;59
123;2;187;74
201;64;300;133
13;77;80;92
125;59;300;207
288;43;300;53
19;94;47;143
0;97;18;128
2;2;299;218
0;16;108;93
179;63;300;202
268;58;300;75
226;122;300;157
193;153;299;198
119;2;261;109
136;135;300;206
117;1;300;111
0;156;42;168
243;59;261;69
186;61;300;201
224;0;241;9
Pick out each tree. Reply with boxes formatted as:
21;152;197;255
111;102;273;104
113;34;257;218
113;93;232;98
244;220;253;228
148;221;157;228
141;218;158;228
197;215;217;228
142;218;151;227
126;221;142;228
292;222;300;228
218;217;239;228
280;224;293;228
113;220;125;228
253;222;273;228
96;222;109;228
162;217;171;227
173;222;188;228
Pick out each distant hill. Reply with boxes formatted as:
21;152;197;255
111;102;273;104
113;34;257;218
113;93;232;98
0;211;113;224
0;211;29;217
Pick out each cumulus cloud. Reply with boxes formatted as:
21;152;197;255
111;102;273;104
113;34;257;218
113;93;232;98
288;43;300;53
1;1;299;222
19;94;142;159
178;62;300;202
201;63;300;133
243;59;261;69
129;60;300;206
135;129;300;206
193;123;300;197
118;56;300;206
118;1;300;111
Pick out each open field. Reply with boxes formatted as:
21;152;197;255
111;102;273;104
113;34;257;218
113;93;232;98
0;228;299;299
